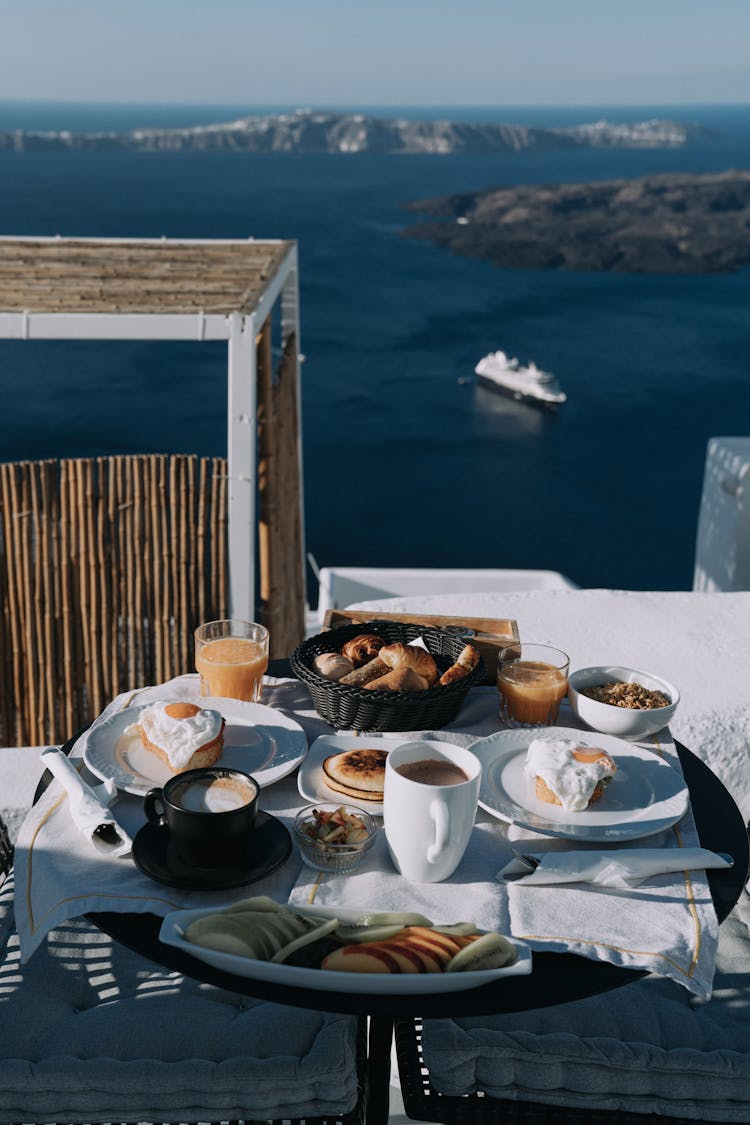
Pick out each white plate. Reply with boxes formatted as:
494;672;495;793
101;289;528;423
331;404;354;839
159;905;532;995
297;733;407;815
81;701;307;797
475;726;689;842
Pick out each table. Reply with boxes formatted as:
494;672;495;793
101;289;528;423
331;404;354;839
42;710;748;1125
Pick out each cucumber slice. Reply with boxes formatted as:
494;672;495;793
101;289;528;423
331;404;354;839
271;918;340;964
445;933;517;972
335;923;408;943
432;923;478;937
184;915;263;959
224;895;286;914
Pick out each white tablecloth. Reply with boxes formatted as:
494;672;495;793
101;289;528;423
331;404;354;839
13;668;721;997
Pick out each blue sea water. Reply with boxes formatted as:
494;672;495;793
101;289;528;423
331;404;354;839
0;102;749;593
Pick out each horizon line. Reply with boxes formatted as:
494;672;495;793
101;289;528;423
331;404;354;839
0;97;749;111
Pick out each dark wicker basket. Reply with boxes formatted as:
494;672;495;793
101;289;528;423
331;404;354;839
291;620;486;732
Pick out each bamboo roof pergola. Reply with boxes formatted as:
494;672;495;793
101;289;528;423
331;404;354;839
0;237;293;316
0;235;305;633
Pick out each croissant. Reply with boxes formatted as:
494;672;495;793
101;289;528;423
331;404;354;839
378;642;439;687
439;644;480;686
363;667;428;692
341;633;385;667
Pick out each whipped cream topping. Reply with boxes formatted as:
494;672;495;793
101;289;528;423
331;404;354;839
138;701;223;770
525;737;616;812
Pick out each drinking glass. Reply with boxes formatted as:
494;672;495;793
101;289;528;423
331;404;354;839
497;643;569;727
194;619;269;702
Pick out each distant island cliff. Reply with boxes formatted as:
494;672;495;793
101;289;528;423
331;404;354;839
0;109;715;154
403;170;750;275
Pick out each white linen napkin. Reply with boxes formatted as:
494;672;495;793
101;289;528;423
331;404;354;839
40;747;133;857
500;846;732;887
288;820;514;935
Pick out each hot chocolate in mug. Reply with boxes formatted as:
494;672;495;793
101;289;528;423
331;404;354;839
383;740;481;882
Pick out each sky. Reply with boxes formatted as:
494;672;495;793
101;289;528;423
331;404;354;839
1;0;749;107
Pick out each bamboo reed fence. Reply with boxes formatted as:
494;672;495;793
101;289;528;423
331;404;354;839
0;454;229;746
0;307;305;745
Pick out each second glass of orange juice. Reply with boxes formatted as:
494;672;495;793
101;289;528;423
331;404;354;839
497;643;569;727
194;619;269;702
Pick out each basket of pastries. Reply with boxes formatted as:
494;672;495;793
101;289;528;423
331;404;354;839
291;620;486;731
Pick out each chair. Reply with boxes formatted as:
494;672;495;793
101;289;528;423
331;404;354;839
395;892;750;1123
0;813;366;1125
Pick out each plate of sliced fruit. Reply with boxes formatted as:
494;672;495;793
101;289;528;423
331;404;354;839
159;895;532;994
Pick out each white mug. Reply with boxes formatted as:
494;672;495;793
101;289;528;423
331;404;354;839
383;740;481;882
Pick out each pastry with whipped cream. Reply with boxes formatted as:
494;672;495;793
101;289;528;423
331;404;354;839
525;737;616;812
138;701;225;773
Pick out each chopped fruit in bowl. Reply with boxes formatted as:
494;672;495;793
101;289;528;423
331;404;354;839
293;803;378;872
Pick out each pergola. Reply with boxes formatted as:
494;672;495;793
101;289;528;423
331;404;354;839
0;235;304;626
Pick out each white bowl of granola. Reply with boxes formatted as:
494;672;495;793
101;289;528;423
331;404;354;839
568;665;679;741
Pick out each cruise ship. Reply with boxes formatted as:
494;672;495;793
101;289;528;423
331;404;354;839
475;350;567;408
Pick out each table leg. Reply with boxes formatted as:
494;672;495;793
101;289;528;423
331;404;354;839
366;1014;394;1125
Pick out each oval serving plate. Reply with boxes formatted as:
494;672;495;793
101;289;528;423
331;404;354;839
159;905;532;995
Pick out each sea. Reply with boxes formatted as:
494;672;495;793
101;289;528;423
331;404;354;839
1;101;749;595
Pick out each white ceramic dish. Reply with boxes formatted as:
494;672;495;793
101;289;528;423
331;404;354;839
81;701;307;797
159;904;532;995
474;726;689;842
297;733;407;816
568;666;679;740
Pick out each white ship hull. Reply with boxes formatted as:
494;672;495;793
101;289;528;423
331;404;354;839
475;351;567;408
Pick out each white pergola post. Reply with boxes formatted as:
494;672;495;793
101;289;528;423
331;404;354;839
227;310;258;621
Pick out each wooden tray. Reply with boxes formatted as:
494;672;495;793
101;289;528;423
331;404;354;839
322;610;519;684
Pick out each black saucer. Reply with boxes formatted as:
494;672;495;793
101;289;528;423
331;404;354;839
132;811;291;891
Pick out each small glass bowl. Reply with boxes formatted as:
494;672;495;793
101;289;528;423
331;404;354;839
293;803;378;874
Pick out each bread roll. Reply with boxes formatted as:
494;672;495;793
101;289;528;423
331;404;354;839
438;643;480;686
313;652;355;681
339;656;388;687
363;667;428;692
378;642;439;686
341;633;385;667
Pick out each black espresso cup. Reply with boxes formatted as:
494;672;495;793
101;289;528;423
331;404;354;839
144;766;259;867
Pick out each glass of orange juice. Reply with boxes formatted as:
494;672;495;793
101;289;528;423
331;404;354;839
497;643;569;727
194;619;269;702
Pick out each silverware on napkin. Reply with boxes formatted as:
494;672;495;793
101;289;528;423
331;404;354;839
41;747;133;857
499;847;733;887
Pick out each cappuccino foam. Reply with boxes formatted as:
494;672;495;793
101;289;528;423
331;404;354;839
172;775;256;814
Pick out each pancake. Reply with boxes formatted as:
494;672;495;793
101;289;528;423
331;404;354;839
322;748;387;802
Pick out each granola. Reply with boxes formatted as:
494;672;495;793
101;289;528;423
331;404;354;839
579;681;670;710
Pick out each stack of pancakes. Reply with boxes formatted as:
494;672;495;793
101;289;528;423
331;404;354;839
322;747;387;803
